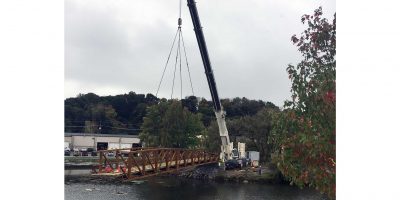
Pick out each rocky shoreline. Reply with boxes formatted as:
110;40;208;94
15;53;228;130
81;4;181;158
176;163;286;184
65;163;286;185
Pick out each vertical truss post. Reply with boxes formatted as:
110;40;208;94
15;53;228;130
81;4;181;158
127;153;132;179
183;151;187;167
98;151;103;173
141;152;146;176
166;151;169;170
115;150;120;172
155;150;159;173
191;151;194;165
175;150;179;170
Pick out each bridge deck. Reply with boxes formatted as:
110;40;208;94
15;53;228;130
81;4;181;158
94;148;219;181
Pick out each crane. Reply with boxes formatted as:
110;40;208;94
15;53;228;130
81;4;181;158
186;0;235;162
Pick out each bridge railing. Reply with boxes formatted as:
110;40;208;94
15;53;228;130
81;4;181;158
95;148;219;181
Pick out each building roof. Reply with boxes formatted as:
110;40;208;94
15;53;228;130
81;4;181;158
64;132;139;138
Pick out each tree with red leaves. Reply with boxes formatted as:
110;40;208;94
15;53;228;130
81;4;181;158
269;7;336;199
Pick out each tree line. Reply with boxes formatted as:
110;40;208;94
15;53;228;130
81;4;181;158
65;92;279;165
65;93;278;135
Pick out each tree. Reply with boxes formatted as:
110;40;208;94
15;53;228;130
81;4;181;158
204;107;278;161
139;100;169;147
269;7;336;199
242;108;276;162
84;120;96;133
197;98;214;127
181;96;199;113
64;91;279;140
139;100;205;148
86;104;123;134
65;91;160;134
203;121;221;153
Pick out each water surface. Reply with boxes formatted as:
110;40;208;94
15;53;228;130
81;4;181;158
65;177;326;200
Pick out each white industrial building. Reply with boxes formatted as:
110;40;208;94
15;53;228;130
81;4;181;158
64;133;141;151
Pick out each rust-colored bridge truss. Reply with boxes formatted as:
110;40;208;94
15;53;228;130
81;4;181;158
94;148;219;181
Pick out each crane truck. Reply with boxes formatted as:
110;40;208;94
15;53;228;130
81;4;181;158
186;0;243;163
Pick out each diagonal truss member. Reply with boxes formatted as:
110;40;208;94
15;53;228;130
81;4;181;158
94;148;219;181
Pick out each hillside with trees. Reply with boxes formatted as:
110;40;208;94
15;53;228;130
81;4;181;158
65;92;279;161
64;92;158;134
65;92;278;141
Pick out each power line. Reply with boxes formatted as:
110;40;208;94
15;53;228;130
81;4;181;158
65;121;143;126
65;125;141;131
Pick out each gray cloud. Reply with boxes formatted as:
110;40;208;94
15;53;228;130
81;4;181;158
65;0;335;106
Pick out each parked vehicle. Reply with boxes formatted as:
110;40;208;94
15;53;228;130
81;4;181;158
87;148;97;156
64;147;71;156
225;159;241;170
107;152;115;157
73;149;80;156
237;157;250;167
80;148;88;156
120;150;130;157
64;142;70;149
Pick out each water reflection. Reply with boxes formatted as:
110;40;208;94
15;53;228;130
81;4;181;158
65;176;327;200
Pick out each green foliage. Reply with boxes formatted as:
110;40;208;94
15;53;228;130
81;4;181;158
205;107;279;161
64;92;158;134
241;108;277;161
65;92;275;135
196;97;277;128
181;96;199;113
269;7;336;199
197;98;214;126
139;100;205;148
203;122;221;153
222;97;276;118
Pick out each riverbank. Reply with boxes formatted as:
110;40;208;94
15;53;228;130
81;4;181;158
176;163;286;184
65;162;286;185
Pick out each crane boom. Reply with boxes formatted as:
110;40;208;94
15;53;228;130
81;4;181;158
186;0;232;161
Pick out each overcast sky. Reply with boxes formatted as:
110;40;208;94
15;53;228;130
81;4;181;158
65;0;335;106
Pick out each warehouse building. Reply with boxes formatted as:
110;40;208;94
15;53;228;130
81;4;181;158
64;133;141;151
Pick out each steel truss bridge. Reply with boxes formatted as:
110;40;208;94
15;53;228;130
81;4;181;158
94;148;219;181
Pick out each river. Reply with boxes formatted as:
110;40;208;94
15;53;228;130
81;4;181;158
65;176;327;200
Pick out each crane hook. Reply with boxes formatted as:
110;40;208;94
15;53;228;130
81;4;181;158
178;18;182;27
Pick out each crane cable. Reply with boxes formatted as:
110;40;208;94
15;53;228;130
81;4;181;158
180;30;195;96
171;30;180;99
155;29;179;97
179;29;183;100
156;0;195;99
